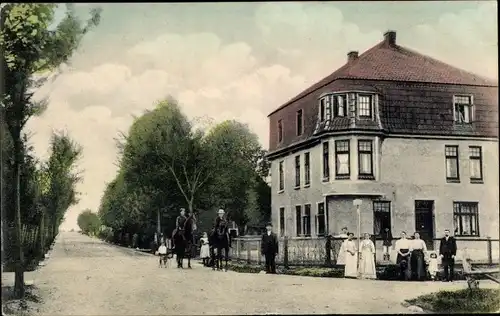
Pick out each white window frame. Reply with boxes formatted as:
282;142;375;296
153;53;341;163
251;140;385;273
296;109;304;136
357;93;374;119
315;201;326;237
294;155;301;188
319;98;326;121
303;152;311;187
278;206;286;237
452;95;474;124
295;204;302;237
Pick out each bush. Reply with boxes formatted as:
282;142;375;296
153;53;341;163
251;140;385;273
406;288;500;313
228;262;344;278
98;226;114;242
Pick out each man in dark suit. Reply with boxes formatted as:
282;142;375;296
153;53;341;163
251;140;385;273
261;222;279;274
439;229;457;282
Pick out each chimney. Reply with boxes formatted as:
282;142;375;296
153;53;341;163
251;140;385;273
384;30;396;46
347;51;359;63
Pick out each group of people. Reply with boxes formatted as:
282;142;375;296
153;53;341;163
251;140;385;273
337;229;377;279
336;227;457;282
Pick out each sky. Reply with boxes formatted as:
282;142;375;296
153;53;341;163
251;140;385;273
26;2;498;231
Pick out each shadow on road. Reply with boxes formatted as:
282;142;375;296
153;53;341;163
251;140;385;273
2;285;41;316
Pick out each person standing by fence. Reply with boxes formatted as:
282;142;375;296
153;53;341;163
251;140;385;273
439;229;457;282
395;231;411;280
381;227;393;262
261;222;279;274
343;233;358;278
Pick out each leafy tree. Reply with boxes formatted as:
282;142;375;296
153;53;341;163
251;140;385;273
0;3;101;298
77;209;101;236
44;131;83;239
203;120;267;228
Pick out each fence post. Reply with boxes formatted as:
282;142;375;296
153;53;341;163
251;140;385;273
236;239;241;261
283;236;289;269
487;237;492;265
257;239;262;265
246;240;251;264
325;235;332;266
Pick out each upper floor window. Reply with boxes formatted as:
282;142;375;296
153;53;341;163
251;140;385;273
278;160;284;191
322;142;330;181
304;152;311;186
445;145;460;183
469;146;483;183
453;95;473;124
277;120;283;143
296;109;303;136
319;98;326;121
335;140;350;179
358;94;373;118
358;140;374;179
333;94;347;117
294;155;301;188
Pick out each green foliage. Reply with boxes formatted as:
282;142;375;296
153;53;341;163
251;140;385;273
1;3;101;298
98;98;271;242
77;209;101;236
406;288;500;313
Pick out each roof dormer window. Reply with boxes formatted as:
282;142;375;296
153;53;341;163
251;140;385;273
319;98;326;121
453;95;473;124
333;94;347;117
358;94;373;118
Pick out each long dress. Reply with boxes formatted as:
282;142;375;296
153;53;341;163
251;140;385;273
359;239;377;279
395;238;411;280
200;237;210;259
343;239;358;278
336;233;349;265
410;238;427;281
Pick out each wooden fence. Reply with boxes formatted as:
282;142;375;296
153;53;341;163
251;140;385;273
232;235;499;267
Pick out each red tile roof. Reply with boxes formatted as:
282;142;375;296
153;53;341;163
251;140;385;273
269;38;497;117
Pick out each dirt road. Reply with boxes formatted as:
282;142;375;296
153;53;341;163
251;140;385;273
19;232;488;315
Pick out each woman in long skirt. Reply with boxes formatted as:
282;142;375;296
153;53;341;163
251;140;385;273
359;233;377;279
336;227;349;265
343;233;358;278
410;232;428;281
394;231;411;280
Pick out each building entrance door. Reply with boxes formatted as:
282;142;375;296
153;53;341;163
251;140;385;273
414;200;435;250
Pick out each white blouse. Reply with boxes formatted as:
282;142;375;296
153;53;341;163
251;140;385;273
410;239;427;251
395;238;411;251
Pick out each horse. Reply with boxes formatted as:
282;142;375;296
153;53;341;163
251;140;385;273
210;220;231;271
172;212;197;269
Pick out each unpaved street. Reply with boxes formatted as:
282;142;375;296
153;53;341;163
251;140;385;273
19;232;489;315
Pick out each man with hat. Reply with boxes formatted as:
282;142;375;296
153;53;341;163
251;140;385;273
172;208;187;250
261;222;279;274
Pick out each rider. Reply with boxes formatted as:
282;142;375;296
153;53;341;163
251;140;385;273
172;208;187;249
213;209;230;244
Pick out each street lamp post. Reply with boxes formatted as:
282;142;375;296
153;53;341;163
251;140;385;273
353;199;363;278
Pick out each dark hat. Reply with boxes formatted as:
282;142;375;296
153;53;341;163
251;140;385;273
265;222;273;227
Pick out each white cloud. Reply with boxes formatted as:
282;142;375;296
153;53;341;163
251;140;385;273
25;3;497;230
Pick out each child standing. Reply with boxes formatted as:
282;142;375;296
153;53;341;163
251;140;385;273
158;241;168;267
381;227;393;262
200;232;210;266
427;251;439;281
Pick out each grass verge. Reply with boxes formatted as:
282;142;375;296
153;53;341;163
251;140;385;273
405;288;500;313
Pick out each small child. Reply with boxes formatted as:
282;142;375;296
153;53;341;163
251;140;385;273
427;252;439;281
158;242;168;267
199;232;210;266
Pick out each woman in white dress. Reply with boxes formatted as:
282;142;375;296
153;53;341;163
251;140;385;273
359;233;377;279
343;233;358;278
199;232;210;266
336;227;349;265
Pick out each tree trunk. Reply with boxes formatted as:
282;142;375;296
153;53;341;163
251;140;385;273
13;139;25;299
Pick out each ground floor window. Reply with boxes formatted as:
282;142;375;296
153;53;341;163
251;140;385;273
373;201;391;237
453;202;479;236
316;202;326;236
279;207;285;237
295;205;302;236
302;204;311;237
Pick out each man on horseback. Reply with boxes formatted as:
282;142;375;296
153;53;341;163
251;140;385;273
172;208;187;250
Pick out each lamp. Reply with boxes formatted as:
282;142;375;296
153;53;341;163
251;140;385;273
353;199;363;278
